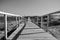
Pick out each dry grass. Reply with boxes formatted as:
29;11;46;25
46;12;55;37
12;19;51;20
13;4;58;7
0;21;18;39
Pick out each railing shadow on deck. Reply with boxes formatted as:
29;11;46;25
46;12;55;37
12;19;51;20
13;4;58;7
11;23;26;40
20;32;45;35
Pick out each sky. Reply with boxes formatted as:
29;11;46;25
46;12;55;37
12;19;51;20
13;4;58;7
0;0;60;16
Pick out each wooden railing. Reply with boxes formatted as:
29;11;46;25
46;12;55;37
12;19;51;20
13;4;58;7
0;11;23;40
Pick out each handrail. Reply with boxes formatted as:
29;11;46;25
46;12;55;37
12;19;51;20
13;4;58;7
0;11;21;17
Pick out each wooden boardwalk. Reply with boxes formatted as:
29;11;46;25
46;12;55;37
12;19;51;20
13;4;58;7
7;21;57;40
16;21;57;40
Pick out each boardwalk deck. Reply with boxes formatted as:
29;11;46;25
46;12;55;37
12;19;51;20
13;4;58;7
17;22;57;40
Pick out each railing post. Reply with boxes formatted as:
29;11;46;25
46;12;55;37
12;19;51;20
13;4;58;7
37;17;38;25
16;16;17;23
16;16;19;27
41;16;43;28
47;15;49;27
18;17;20;27
4;14;7;39
16;16;18;25
19;17;20;22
